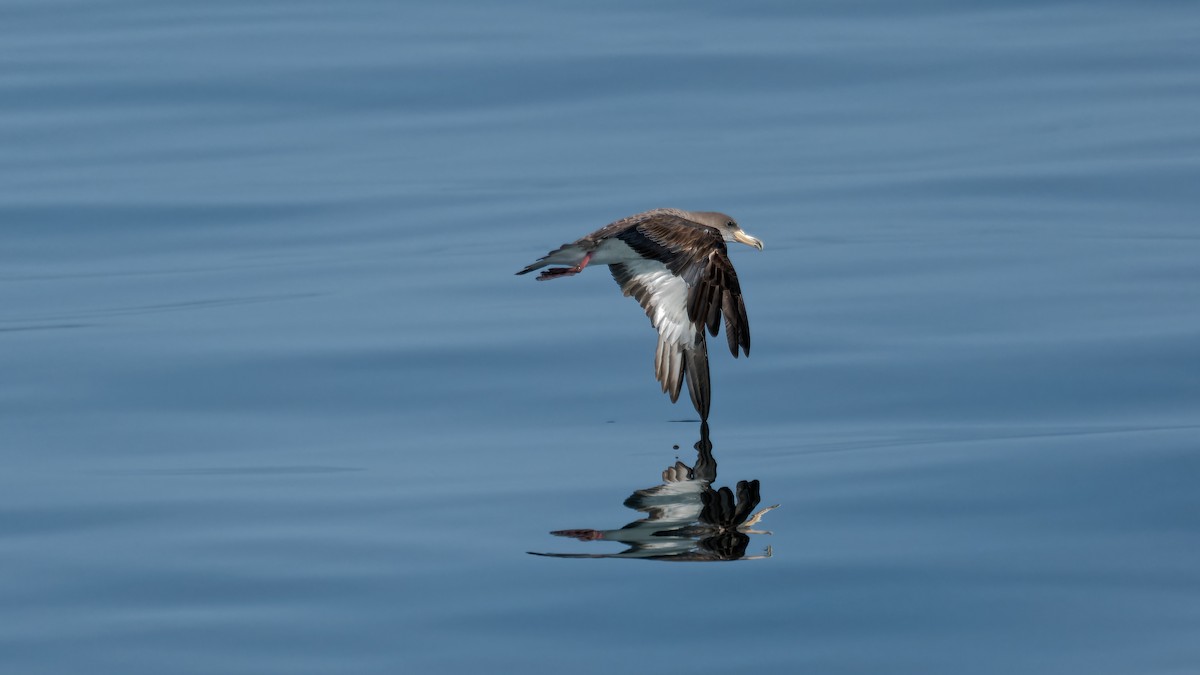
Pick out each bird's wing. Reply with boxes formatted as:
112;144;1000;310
610;258;711;420
613;213;751;358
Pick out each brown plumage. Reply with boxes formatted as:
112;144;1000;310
517;208;763;421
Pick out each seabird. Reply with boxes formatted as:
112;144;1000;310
517;208;763;421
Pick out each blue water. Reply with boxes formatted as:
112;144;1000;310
3;1;1199;673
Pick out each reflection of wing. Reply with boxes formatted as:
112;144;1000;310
691;420;717;482
696;532;753;561
623;478;709;534
662;460;693;483
529;424;776;562
699;480;761;528
660;422;717;483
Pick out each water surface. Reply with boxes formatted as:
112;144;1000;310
2;1;1199;673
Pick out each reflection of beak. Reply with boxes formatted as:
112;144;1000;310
733;230;764;251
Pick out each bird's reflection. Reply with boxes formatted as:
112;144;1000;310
530;422;778;561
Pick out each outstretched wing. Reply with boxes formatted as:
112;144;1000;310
610;259;711;421
613;213;751;358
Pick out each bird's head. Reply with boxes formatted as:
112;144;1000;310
691;211;764;251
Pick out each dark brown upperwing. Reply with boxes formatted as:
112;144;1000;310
691;248;750;358
616;216;751;358
609;212;706;263
614;211;744;357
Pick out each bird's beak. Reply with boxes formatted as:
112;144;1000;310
734;230;764;251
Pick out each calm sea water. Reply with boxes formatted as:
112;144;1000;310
3;1;1199;673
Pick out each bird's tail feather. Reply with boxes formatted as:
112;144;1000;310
515;243;586;275
515;259;547;275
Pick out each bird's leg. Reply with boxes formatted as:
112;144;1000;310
536;252;593;281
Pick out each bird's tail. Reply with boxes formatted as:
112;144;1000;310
684;332;711;422
515;259;547;275
515;243;587;276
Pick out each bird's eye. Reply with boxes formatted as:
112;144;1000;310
727;221;735;227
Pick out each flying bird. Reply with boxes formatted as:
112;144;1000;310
517;208;763;421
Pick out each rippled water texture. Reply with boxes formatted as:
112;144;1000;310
2;2;1199;673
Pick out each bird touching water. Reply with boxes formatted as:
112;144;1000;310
517;208;763;421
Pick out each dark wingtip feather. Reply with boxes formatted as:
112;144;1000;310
684;333;711;422
739;295;750;357
706;290;721;336
723;293;739;357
